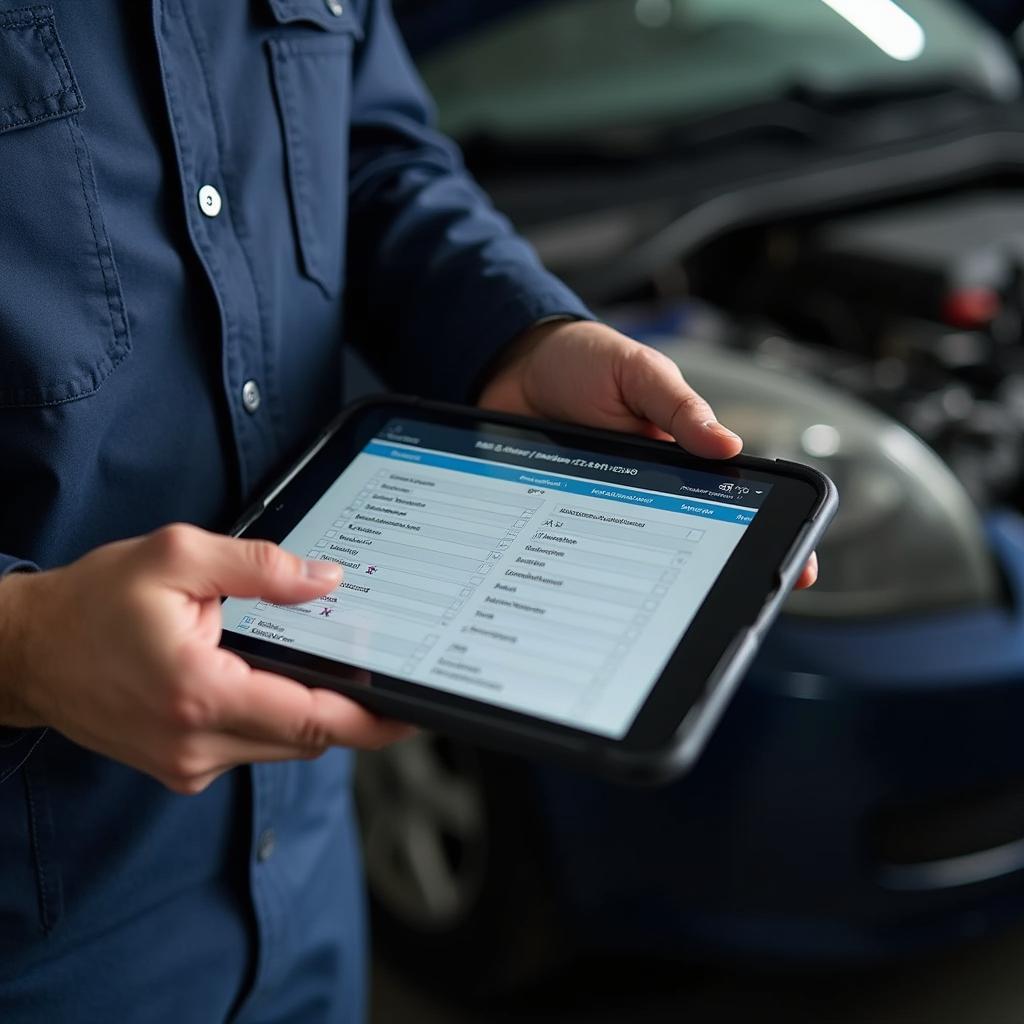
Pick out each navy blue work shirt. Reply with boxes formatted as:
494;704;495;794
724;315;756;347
0;2;588;1020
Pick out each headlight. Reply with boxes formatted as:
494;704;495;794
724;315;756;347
654;339;1000;618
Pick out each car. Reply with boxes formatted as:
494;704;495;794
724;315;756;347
354;0;1024;994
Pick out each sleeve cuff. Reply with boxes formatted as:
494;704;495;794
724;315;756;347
0;554;38;576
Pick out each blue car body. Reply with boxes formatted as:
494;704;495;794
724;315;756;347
530;513;1024;960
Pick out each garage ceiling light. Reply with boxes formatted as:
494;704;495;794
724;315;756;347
820;0;925;61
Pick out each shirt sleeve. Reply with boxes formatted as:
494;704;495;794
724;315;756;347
0;556;44;784
344;0;594;403
0;553;38;576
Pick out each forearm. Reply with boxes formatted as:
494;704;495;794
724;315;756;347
0;571;42;728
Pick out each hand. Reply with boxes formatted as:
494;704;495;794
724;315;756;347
0;525;413;793
479;320;818;589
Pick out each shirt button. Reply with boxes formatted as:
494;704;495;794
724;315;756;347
197;184;222;218
325;0;343;15
241;379;261;414
256;828;276;863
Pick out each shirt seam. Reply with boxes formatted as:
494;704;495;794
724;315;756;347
33;14;76;96
0;7;53;30
0;9;84;132
0;92;75;123
64;116;132;350
0;729;47;787
269;43;322;282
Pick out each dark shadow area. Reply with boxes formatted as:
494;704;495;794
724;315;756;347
373;921;1024;1023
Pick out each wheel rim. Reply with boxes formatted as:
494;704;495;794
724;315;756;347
355;733;488;931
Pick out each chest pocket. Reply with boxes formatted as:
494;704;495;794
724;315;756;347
0;5;130;409
266;0;364;297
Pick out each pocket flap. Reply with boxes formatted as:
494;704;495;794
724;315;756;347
266;0;364;39
0;5;83;134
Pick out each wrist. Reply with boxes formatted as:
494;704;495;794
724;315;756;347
478;318;585;410
0;571;47;728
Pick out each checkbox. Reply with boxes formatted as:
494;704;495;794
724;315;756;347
471;576;483;585
515;520;526;528
460;588;471;597
256;602;267;610
315;539;328;547
325;530;337;538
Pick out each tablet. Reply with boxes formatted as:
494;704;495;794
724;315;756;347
221;396;836;782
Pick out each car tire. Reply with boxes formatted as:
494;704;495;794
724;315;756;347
355;732;567;997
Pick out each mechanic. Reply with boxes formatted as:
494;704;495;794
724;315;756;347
0;2;814;1021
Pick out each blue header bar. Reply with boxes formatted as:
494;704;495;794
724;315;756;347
379;418;771;509
363;442;757;525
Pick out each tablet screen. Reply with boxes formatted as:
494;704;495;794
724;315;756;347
222;418;771;739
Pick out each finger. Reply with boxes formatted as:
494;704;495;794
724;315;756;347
201;733;329;768
230;674;415;750
200;721;416;775
147;523;342;602
155;738;331;795
203;647;414;750
795;552;818;590
619;346;743;458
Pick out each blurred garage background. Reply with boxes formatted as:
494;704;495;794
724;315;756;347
354;2;1024;1019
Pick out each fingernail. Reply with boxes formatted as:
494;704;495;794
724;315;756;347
304;560;342;582
704;420;742;443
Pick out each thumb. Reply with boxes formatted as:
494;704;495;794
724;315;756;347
620;345;743;459
146;524;342;602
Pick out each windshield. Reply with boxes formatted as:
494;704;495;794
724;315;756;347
420;0;1020;141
